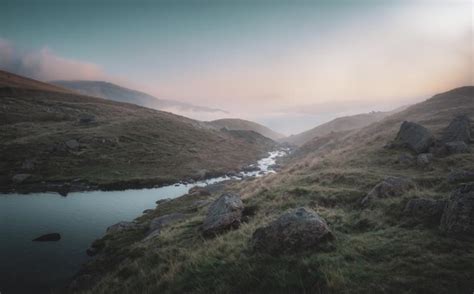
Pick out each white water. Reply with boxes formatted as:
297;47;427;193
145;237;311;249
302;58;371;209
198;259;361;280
0;149;288;293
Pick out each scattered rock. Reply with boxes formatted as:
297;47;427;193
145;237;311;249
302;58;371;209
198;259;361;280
447;170;474;183
441;115;472;144
439;184;474;235
79;114;96;124
416;153;433;167
12;173;32;184
361;176;415;205
65;139;80;150
403;198;446;225
201;192;244;237
188;186;211;196
391;121;434;154
445;141;470;154
250;207;333;255
32;233;61;242
106;221;140;234
398;153;415;167
145;213;186;240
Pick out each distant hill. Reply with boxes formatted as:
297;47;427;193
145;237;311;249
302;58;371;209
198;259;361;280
209;118;284;140
51;80;227;114
283;108;407;146
0;71;275;193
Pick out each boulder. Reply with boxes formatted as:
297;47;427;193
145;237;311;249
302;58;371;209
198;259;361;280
106;221;140;234
361;176;415;205
188;186;211;196
65;139;80;150
439;184;474;235
250;207;333;255
398;153;415;167
416;153;433;167
441;115;472;144
391;121;434;154
201;193;244;236
79;114;96;124
32;233;61;242
403;198;446;225
445;141;470;154
12;173;31;184
447;170;474;183
144;213;187;240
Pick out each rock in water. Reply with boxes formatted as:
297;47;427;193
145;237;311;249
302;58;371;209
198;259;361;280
445;141;470;154
32;233;61;242
201;193;243;237
391;121;434;154
403;198;446;225
250;207;333;254
441;115;472;144
361;176;415;205
440;184;474;236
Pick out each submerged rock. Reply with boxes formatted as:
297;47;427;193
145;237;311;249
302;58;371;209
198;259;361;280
441;115;472;144
439;184;474;236
391;121;434;154
361;176;415;205
250;207;333;255
32;233;61;242
201;192;244;237
403;198;446;225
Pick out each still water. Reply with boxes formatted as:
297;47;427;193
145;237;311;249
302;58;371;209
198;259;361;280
0;150;286;293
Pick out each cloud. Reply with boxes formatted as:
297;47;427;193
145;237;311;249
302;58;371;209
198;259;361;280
0;38;106;81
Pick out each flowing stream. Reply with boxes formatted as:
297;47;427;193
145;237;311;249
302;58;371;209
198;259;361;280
0;150;287;293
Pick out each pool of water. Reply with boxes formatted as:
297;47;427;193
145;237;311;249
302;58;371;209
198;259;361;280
0;150;287;293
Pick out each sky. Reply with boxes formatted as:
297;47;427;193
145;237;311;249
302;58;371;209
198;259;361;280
0;0;472;134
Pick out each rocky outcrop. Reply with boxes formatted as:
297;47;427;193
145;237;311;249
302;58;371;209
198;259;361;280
441;115;472;144
445;141;470;154
447;170;474;183
250;207;333;255
106;221;140;234
439;184;474;236
403;198;446;225
361;176;415;205
391;121;434;154
144;213;187;240
201;193;244;237
32;233;61;242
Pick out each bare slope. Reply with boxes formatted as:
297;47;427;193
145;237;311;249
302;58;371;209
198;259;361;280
209;118;284;140
0;71;276;193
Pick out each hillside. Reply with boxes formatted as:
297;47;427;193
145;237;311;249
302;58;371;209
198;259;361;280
0;71;276;194
71;86;474;293
0;69;71;93
209;118;284;140
51;80;226;114
284;110;401;146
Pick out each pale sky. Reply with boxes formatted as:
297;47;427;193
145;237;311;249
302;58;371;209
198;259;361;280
0;0;472;134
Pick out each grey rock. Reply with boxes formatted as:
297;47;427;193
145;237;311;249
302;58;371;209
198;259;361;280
79;114;96;124
156;198;171;205
201;193;244;236
65;139;80;150
398;153;415;166
440;184;474;235
106;221;139;234
447;170;474;183
188;186;211;196
144;213;186;240
445;141;470;154
441;115;472;144
416;153;433;167
192;199;212;209
12;173;31;184
250;207;333;255
391;121;434;154
143;209;154;214
403;198;446;225
361;176;415;205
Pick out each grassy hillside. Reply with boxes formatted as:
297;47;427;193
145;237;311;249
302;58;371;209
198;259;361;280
0;72;276;194
71;87;474;293
209;118;285;140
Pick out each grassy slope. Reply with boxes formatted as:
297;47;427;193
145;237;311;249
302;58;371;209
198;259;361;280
209;118;285;140
0;78;276;192
74;87;474;294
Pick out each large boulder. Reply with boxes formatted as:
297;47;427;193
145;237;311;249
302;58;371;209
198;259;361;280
403;198;446;225
144;213;186;240
106;221;140;234
201;193;244;236
439;184;474;236
250;207;333;255
441;115;472;144
361;176;415;205
447;170;474;183
391;121;434;154
445;141;470;154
